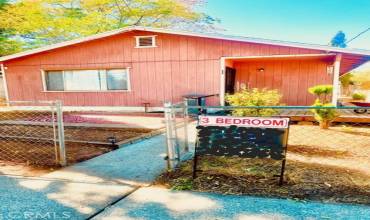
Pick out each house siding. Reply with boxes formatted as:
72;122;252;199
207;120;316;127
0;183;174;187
234;59;333;106
3;30;330;106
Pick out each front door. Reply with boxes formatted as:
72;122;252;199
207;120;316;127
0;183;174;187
225;67;236;94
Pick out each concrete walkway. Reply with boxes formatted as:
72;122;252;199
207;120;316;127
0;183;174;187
0;134;168;219
93;187;370;220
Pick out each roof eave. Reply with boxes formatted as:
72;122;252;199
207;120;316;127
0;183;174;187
1;26;370;62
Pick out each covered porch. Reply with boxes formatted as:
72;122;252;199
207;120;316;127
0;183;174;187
220;54;342;106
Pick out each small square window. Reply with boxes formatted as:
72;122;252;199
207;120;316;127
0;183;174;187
135;36;156;48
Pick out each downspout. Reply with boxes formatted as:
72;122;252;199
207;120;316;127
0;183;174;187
331;54;342;106
0;63;9;103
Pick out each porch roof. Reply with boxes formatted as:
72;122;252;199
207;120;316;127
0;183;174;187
223;53;365;75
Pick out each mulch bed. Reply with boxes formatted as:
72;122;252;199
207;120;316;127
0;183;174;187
156;156;370;205
156;124;370;205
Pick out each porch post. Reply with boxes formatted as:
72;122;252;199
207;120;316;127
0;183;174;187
332;54;342;106
0;64;9;103
220;58;226;106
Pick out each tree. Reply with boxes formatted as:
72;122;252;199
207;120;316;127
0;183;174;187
0;0;217;53
339;73;354;96
330;31;347;48
0;0;23;56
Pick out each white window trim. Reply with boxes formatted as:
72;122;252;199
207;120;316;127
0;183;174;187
134;35;157;48
41;70;47;91
41;68;131;93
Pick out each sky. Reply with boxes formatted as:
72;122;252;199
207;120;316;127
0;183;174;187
202;0;370;50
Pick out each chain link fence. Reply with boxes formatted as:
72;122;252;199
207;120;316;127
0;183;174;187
164;102;370;170
0;101;66;167
164;102;191;168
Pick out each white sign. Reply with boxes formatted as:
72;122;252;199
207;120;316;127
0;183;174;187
199;116;289;129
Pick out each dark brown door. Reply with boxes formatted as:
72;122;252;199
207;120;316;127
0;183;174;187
225;67;236;94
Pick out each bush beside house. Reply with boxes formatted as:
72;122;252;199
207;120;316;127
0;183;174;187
225;88;283;116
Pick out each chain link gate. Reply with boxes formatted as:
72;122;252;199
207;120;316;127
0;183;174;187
0;100;66;167
164;101;191;169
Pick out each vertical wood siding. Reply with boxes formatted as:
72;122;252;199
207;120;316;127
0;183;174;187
4;30;334;106
234;59;333;105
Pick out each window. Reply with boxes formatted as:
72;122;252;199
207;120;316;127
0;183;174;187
44;69;129;91
135;36;156;48
107;69;128;90
45;71;64;91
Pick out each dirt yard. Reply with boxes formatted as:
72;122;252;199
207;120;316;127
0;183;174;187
156;124;370;205
0;126;154;173
0;124;152;142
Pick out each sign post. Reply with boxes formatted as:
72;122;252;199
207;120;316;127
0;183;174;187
193;115;290;185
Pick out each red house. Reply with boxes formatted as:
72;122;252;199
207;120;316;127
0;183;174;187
0;26;369;109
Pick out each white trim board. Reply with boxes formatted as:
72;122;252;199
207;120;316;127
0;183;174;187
1;26;370;62
0;64;9;102
222;53;337;60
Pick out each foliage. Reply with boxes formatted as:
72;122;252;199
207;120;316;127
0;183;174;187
0;0;217;52
308;84;333;103
311;100;338;123
225;88;283;116
352;71;370;90
0;32;23;56
308;84;338;129
0;0;7;8
330;31;347;48
352;93;366;100
0;0;23;56
171;177;193;190
339;73;354;87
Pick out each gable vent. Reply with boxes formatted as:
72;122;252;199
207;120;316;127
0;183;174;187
135;36;156;48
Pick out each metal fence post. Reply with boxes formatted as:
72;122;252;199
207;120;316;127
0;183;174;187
56;100;66;166
170;105;181;161
164;102;175;169
183;99;189;152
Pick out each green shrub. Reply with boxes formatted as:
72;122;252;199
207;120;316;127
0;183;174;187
308;85;333;103
352;93;366;100
225;88;283;116
340;73;354;87
311;100;338;129
308;84;338;129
